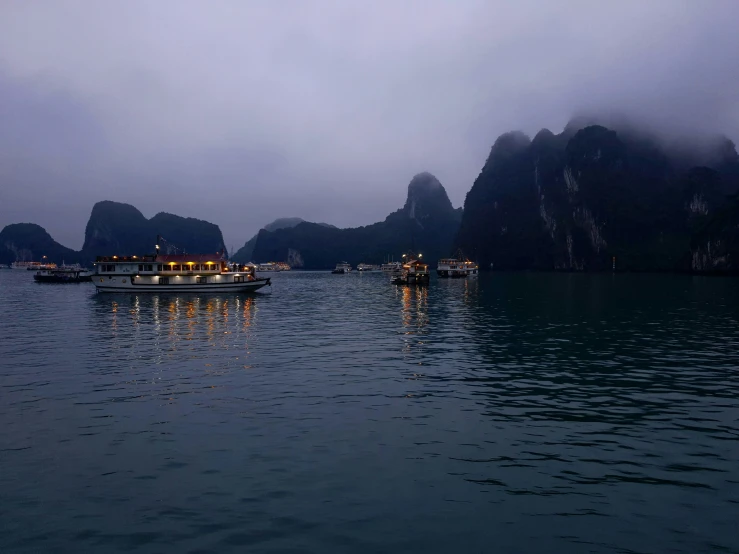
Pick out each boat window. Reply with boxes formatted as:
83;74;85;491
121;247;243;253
196;276;207;284
157;264;163;271
144;264;152;271
193;264;200;271
234;276;244;283
172;264;181;271
159;277;169;285
138;264;144;272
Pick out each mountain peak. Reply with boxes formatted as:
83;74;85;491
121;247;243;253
484;131;531;169
83;201;225;256
89;200;146;221
408;172;443;191
403;172;454;222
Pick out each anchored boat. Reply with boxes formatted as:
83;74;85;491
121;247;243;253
34;264;93;283
12;261;57;271
391;254;430;285
93;246;271;293
437;251;479;278
332;262;352;274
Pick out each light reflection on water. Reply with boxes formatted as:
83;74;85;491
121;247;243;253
1;270;738;553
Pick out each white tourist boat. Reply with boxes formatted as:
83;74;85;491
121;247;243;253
380;261;402;272
256;262;280;272
436;252;479;278
93;252;271;293
331;262;352;274
12;261;57;271
357;263;379;272
34;264;93;283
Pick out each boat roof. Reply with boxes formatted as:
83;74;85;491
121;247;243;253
157;254;224;263
95;253;224;263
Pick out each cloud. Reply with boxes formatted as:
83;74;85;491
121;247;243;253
1;0;738;249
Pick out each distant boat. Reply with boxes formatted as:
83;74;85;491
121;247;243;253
34;265;93;283
0;264;10;269
357;263;379;272
380;261;402;272
391;254;429;285
12;261;57;271
332;262;352;274
256;262;290;272
437;250;479;278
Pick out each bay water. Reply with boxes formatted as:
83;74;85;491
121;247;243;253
1;270;738;553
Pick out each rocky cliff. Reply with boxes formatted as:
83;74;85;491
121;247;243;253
690;194;739;271
231;217;335;262
0;202;227;265
82;201;226;257
251;173;463;269
456;120;739;271
0;223;82;265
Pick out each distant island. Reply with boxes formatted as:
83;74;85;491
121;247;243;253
2;115;738;272
250;172;462;269
0;201;226;265
231;218;335;263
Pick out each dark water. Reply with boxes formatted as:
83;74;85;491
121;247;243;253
1;270;738;553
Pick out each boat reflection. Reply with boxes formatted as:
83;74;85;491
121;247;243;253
397;285;429;355
92;294;260;377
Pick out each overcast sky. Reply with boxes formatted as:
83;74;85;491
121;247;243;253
1;0;738;250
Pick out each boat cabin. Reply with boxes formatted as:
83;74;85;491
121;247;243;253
94;254;257;285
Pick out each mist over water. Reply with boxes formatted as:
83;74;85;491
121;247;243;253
2;271;738;553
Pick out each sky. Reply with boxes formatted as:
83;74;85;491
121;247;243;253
1;0;738;250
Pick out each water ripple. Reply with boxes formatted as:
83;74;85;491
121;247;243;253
1;271;738;553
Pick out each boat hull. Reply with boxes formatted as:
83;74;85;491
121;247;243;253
34;274;92;283
436;270;478;278
94;277;271;293
392;274;430;285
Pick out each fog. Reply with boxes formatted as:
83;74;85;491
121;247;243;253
1;0;738;250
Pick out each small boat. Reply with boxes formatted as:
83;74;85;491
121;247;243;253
357;263;379;272
34;265;93;283
437;251;479;278
0;264;10;269
392;254;429;285
381;261;402;272
92;241;271;293
332;262;352;274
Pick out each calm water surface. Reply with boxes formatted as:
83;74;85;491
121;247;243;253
1;270;738;553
